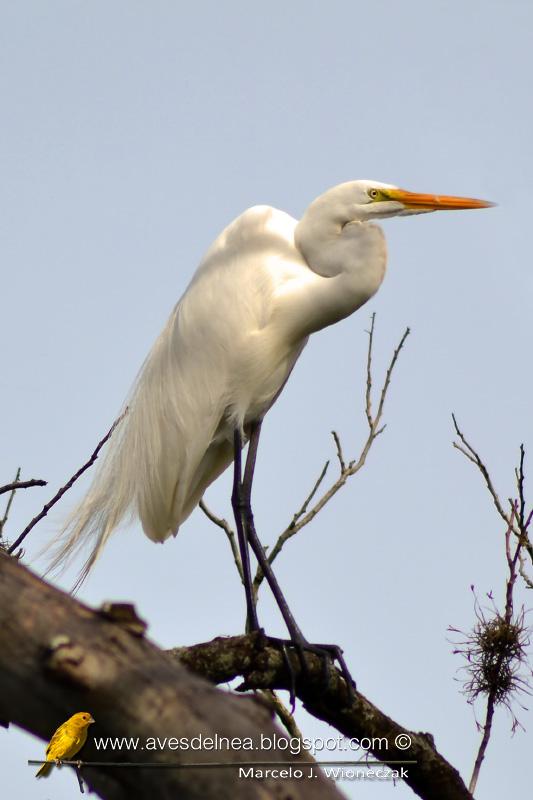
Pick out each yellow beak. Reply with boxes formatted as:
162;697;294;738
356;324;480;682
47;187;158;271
386;188;495;210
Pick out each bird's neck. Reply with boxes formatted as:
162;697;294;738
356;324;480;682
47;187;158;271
292;212;387;334
294;199;344;278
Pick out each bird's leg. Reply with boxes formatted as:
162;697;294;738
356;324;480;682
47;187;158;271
231;428;260;633
240;422;356;701
241;422;306;642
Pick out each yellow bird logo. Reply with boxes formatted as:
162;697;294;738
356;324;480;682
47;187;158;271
36;712;95;778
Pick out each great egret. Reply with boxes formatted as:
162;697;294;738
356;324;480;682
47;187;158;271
51;180;492;669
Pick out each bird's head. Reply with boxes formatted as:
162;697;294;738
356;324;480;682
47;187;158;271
72;712;95;727
315;179;494;224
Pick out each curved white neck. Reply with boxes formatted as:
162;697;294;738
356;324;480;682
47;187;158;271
290;213;388;335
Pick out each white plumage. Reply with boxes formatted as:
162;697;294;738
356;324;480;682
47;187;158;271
50;180;491;582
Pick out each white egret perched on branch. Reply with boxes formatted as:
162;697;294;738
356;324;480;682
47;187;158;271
51;180;492;681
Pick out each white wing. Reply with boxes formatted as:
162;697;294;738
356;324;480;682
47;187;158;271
49;205;309;582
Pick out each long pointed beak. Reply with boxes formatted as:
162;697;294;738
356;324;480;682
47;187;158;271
386;188;495;210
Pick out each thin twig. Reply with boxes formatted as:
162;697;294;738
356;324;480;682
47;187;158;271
253;319;410;593
507;497;533;572
512;445;533;566
469;693;496;796
504;508;521;626
516;445;526;529
452;420;533;567
365;313;376;428
199;499;243;583
258;689;303;739
452;443;532;793
452;415;519;536
0;467;21;539
374;327;410;426
332;431;346;472
289;460;330;530
518;550;533;589
468;507;524;795
252;458;334;595
199;318;410;594
7;411;128;555
0;478;47;497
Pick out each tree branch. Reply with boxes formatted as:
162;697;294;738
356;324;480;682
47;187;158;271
1;468;21;541
467;515;527;795
452;416;516;533
199;499;243;583
450;443;532;795
0;552;342;800
198;317;410;598
170;633;473;800
0;478;47;497
253;319;410;591
7;410;127;555
451;418;533;566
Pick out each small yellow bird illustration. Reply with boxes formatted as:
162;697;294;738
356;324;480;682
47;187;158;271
36;712;95;778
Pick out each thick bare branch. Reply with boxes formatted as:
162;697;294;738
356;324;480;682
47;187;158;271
171;633;473;800
0;553;341;800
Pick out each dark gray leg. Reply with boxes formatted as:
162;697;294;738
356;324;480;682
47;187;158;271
231;428;259;632
241;421;307;642
234;422;356;700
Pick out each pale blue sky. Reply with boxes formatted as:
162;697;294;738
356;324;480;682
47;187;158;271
1;2;532;798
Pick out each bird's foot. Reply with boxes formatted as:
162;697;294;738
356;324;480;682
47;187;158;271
267;635;356;709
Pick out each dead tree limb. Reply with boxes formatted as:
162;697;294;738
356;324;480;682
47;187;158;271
0;552;342;800
170;635;473;800
0;550;473;800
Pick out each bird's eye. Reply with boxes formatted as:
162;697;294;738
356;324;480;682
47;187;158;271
368;188;380;201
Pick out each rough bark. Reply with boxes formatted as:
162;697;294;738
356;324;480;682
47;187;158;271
0;552;343;800
170;635;473;800
0;551;473;800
